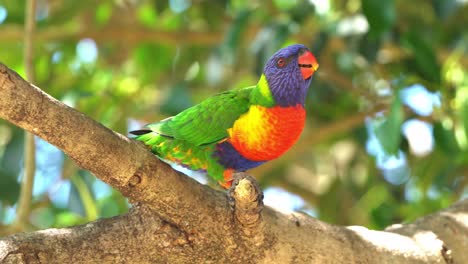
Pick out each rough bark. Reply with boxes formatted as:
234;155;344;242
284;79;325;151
0;63;467;263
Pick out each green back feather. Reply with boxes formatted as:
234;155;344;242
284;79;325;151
146;87;253;146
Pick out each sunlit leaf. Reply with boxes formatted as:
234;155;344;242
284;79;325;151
184;61;200;81
55;211;87;227
137;2;158;27
358;184;390;210
462;101;468;144
96;2;112;25
273;0;298;10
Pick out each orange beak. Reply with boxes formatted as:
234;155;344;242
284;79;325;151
298;50;319;80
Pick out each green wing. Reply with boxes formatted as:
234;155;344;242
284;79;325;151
146;87;253;146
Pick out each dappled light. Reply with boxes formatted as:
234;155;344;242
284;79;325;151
0;1;467;262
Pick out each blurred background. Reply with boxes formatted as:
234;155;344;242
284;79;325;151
0;0;467;235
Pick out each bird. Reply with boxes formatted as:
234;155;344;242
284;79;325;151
130;44;319;188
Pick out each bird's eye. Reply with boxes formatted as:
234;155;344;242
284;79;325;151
277;58;286;68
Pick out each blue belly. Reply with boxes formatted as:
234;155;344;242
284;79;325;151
214;141;265;171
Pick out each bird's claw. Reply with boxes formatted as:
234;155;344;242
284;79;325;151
227;173;264;212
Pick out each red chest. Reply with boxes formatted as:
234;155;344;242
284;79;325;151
227;105;306;161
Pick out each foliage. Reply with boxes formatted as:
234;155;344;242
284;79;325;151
0;0;467;233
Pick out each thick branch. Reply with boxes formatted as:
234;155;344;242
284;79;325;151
0;63;230;232
1;64;468;263
1;199;467;263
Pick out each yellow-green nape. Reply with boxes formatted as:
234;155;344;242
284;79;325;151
258;75;273;100
254;74;275;106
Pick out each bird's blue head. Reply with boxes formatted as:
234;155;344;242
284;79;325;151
263;44;319;107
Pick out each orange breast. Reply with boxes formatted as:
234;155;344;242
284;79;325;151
227;105;306;161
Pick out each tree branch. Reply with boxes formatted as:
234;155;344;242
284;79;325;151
0;63;230;229
1;63;467;263
1;198;466;263
0;25;225;45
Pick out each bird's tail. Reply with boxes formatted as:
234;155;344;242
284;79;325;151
129;129;165;154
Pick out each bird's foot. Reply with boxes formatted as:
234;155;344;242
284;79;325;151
227;172;264;213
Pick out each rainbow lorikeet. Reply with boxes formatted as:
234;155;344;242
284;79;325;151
131;44;319;188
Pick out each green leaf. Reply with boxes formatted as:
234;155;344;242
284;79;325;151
137;2;158;27
0;126;22;204
362;0;396;38
0;127;23;174
358;184;390;210
371;202;396;229
374;96;404;155
132;44;174;83
55;211;86;227
0;171;20;204
401;31;441;84
433;122;460;155
97;197;120;218
96;2;113;25
462;101;468;143
273;0;298;10
184;61;200;81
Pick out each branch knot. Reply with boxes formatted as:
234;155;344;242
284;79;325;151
228;173;264;245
